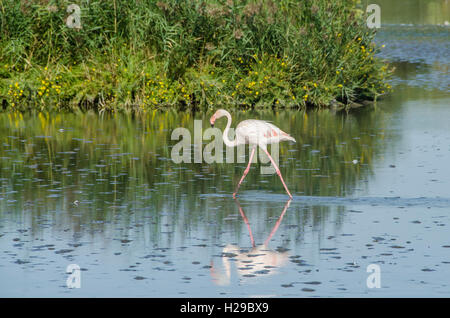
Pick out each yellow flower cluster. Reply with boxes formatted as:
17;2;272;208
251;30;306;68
38;78;62;96
142;74;177;106
234;73;272;98
7;82;24;107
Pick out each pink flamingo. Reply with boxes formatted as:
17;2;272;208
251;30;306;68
210;109;295;199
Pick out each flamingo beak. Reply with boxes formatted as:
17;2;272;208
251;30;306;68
210;116;215;128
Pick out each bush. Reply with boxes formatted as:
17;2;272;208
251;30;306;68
0;0;393;112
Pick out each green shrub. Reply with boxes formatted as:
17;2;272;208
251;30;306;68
0;0;393;112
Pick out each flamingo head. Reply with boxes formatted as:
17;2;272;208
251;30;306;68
210;109;228;127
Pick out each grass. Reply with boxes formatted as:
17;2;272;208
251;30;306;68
0;0;393;112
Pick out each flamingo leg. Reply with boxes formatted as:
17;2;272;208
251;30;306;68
233;146;256;198
234;199;256;247
263;199;291;246
262;148;293;199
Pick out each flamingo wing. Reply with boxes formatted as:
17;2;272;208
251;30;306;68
262;121;296;143
236;120;296;145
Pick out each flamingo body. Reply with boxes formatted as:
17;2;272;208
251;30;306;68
234;119;296;148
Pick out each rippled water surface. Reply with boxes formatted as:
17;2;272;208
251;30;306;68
1;23;449;297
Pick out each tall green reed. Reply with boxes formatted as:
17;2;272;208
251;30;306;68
0;0;393;111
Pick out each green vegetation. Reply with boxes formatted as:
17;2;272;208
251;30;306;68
0;0;393;112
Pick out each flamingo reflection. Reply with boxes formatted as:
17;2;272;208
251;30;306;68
211;199;292;286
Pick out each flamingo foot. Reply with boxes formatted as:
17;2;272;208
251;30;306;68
286;189;293;200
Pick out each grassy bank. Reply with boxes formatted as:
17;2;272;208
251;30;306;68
0;0;393;112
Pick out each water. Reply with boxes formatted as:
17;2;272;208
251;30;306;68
1;23;450;298
362;0;449;26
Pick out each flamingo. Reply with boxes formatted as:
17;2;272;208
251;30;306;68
209;109;295;199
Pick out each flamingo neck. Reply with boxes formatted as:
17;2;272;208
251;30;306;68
222;111;238;148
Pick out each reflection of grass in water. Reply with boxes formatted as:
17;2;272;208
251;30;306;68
0;108;397;248
0;109;397;254
0;108;395;228
0;109;393;195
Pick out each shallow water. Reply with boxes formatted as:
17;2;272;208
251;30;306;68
1;24;449;297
